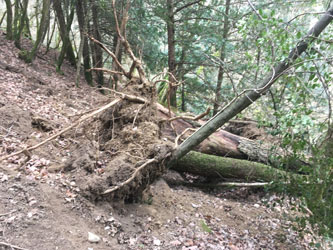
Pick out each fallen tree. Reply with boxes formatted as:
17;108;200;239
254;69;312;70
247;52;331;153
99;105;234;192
168;6;333;167
1;5;332;203
158;104;308;171
173;151;304;182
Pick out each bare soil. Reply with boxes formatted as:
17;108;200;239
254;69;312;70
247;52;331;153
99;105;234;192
0;32;329;250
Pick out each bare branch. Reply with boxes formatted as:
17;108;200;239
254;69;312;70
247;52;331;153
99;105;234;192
88;67;123;75
174;0;203;14
0;99;122;162
87;34;128;77
112;0;150;86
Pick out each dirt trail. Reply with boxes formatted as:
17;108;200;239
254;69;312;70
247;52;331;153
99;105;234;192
0;32;329;249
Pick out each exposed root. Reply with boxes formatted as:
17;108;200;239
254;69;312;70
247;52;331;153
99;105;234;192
175;128;197;148
102;158;157;195
162;107;211;123
0;241;28;250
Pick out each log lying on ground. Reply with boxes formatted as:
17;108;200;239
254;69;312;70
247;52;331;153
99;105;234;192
173;151;305;182
157;104;308;170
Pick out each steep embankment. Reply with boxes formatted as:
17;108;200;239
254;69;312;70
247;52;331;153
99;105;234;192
0;31;327;249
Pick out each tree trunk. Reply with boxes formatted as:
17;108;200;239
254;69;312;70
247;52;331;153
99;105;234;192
75;0;93;86
112;1;129;89
169;6;333;166
166;0;177;107
53;0;76;71
19;0;51;63
4;0;13;40
90;0;104;87
173;151;304;182
14;0;29;49
158;104;307;171
213;0;230;115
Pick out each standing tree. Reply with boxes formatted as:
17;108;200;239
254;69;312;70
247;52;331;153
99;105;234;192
213;0;231;115
19;0;51;63
89;0;104;87
4;0;13;40
53;0;76;72
76;0;93;86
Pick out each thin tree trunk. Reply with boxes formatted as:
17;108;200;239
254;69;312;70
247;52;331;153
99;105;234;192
90;0;104;87
53;0;76;71
4;0;13;40
112;1;128;90
167;0;177;107
14;0;29;49
19;0;50;63
213;0;231;115
76;0;93;86
75;31;84;87
169;6;333;166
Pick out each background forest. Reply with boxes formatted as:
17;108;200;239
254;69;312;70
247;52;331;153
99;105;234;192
1;0;333;243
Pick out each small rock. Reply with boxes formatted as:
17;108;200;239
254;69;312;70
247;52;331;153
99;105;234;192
1;174;8;182
170;240;181;246
29;200;37;206
88;232;101;243
129;237;137;246
191;203;200;208
253;204;260;208
153;238;161;246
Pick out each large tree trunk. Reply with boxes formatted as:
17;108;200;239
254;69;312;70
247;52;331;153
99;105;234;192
158;104;307;171
173;151;304;182
169;6;333;166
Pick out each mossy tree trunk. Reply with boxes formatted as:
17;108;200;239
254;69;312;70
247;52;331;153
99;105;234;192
13;0;29;49
19;0;50;63
174;151;304;182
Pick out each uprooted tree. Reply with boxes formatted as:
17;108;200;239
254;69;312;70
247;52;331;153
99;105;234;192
1;2;333;204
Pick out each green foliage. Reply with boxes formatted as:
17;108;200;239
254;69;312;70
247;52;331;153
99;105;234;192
200;220;212;233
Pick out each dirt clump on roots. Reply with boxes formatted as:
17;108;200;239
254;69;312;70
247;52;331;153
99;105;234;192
63;94;172;203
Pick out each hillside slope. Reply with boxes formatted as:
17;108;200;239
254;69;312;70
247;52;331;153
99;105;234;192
0;31;327;250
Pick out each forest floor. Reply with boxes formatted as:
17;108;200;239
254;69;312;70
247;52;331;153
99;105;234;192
0;31;330;250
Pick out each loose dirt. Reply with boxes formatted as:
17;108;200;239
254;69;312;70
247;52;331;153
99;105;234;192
0;31;330;250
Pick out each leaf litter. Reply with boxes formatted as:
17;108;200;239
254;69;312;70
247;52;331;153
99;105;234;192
0;31;331;249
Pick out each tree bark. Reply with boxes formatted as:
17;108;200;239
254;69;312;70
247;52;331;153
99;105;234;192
112;1;129;89
166;0;177;107
4;0;13;40
213;0;230;115
53;0;76;71
19;0;50;63
169;6;333;166
90;0;104;87
174;151;304;182
76;0;93;86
